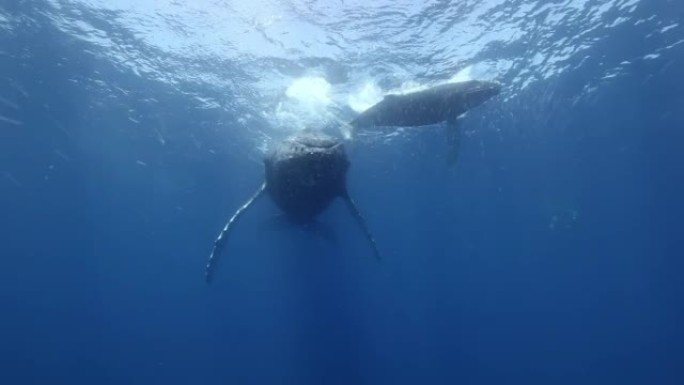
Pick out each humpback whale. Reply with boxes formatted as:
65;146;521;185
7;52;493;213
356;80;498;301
350;80;500;128
205;80;500;282
351;80;501;164
205;131;380;283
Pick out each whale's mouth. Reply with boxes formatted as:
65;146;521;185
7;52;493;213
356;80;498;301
303;141;337;149
456;81;501;109
294;134;342;149
463;81;501;97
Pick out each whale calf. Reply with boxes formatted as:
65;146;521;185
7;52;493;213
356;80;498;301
351;80;500;164
350;80;501;129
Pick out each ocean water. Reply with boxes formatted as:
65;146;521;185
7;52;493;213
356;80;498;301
1;0;683;384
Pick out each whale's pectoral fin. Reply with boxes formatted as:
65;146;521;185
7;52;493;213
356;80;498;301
446;117;462;167
341;191;381;260
205;182;266;283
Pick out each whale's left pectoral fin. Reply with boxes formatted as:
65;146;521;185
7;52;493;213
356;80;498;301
446;117;462;167
341;191;382;260
205;182;266;283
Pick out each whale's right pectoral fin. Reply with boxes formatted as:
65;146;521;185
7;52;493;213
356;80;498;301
341;191;382;260
205;182;266;283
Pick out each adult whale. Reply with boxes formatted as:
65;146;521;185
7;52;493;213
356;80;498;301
205;131;379;283
205;80;500;282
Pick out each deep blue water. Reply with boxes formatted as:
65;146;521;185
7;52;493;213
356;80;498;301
1;0;683;384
